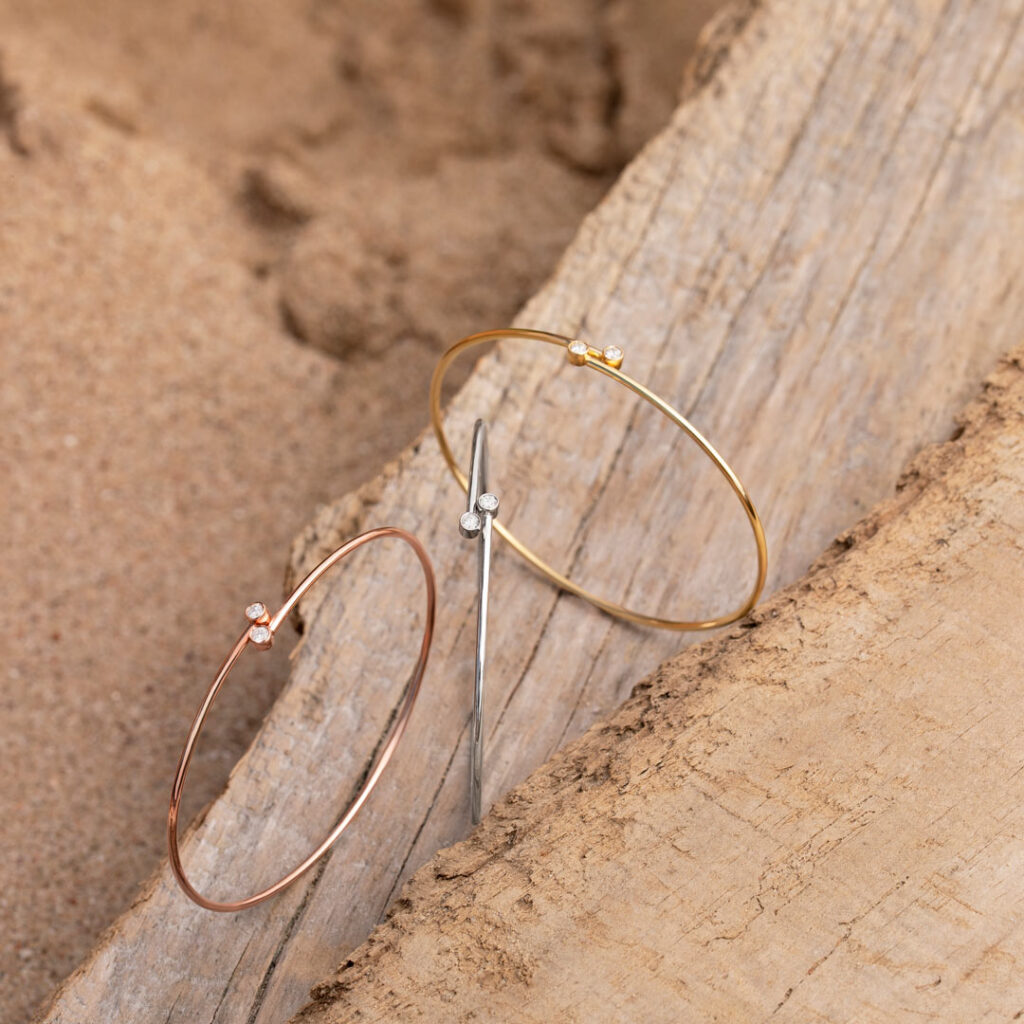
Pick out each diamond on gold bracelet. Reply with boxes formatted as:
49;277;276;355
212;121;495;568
567;339;589;365
602;345;624;368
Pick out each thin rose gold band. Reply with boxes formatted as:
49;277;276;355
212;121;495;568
167;526;436;913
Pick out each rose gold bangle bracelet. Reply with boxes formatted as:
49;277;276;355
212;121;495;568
167;526;436;913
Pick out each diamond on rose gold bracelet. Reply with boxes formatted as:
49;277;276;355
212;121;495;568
167;526;436;912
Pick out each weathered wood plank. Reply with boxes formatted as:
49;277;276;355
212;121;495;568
295;348;1024;1022
38;0;1024;1020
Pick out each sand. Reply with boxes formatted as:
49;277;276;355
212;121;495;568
0;2;721;1019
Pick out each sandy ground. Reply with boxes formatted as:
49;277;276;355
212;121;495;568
0;2;724;1020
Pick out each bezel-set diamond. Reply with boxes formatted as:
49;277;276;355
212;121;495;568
567;338;624;368
567;339;589;364
248;624;272;648
245;602;267;623
477;492;499;514
459;510;482;538
602;344;624;368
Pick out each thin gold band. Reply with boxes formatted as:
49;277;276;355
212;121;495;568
429;328;768;631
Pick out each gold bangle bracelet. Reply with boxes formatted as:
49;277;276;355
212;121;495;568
429;328;768;631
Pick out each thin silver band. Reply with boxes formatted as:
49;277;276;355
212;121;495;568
458;419;498;824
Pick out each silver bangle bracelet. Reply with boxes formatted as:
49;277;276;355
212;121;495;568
458;419;499;824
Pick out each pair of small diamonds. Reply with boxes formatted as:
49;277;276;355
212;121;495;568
245;602;273;649
460;492;500;539
566;339;624;369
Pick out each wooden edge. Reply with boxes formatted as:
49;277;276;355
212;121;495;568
293;346;1024;1020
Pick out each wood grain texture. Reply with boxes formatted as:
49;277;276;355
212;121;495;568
37;0;1024;1020
294;347;1024;1023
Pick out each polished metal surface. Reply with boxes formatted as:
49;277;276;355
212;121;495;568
460;419;499;824
431;329;768;631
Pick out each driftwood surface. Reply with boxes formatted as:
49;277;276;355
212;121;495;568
295;347;1024;1022
39;0;1024;1021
